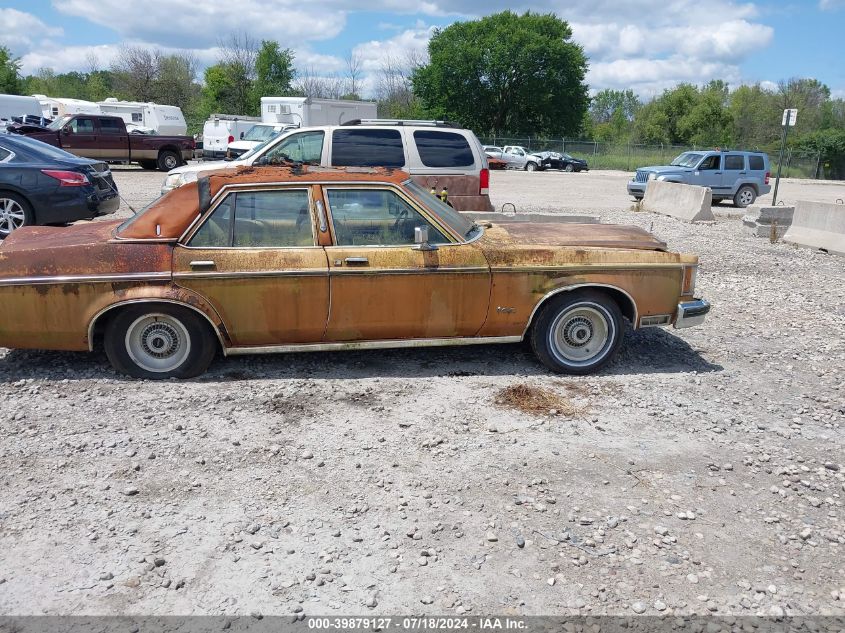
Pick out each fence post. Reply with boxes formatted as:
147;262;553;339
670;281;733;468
594;141;597;156
627;143;631;171
785;148;791;178
562;138;566;153
815;152;822;179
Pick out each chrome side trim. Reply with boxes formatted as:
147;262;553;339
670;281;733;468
225;335;522;356
174;269;327;280
522;283;639;336
0;272;170;287
87;298;227;352
673;298;710;329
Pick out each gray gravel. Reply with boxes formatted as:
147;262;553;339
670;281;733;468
0;168;843;616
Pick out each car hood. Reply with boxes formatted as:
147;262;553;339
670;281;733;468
638;165;685;174
0;220;171;279
170;159;244;177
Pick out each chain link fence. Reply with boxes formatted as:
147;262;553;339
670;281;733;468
479;137;829;179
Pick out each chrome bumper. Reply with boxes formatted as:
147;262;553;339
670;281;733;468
674;299;710;329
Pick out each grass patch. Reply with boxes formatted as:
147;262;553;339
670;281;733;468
495;383;584;417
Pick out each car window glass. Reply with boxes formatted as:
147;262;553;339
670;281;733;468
0;147;11;162
70;118;95;134
190;194;234;247
725;155;745;170
331;129;404;167
233;189;313;247
327;188;449;246
264;131;324;164
413;131;474;167
748;155;765;171
699;155;720;170
100;119;124;135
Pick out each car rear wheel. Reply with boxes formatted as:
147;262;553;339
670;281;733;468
0;192;34;238
530;290;624;375
104;304;217;379
525;162;538;172
157;150;180;171
733;185;756;208
564;164;574;172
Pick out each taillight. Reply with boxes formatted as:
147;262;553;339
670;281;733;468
227;135;234;144
41;170;89;187
764;171;770;185
479;168;490;195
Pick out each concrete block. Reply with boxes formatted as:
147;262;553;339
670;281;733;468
642;180;714;223
783;201;845;256
742;205;795;239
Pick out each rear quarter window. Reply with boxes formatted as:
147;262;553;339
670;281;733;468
331;129;404;167
748;155;765;171
414;131;475;167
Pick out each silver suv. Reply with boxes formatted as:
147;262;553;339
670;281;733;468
628;150;771;207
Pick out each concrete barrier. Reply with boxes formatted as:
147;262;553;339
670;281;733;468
642;180;714;223
783;201;845;256
742;204;795;239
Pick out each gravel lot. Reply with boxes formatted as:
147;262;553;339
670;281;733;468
1;168;843;617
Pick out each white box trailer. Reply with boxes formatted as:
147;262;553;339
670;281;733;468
260;97;377;127
201;114;261;160
33;95;101;119
98;98;187;135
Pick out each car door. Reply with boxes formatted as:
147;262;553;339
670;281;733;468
321;185;490;341
694;154;722;190
172;186;330;347
97;117;129;160
721;154;747;192
61;117;99;158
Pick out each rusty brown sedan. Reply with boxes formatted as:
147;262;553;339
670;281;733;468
0;165;709;379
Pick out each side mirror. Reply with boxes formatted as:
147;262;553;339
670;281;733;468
62;126;71;135
413;225;438;252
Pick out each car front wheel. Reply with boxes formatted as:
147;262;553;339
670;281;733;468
530;290;624;375
564;164;574;172
733;185;756;208
525;162;538;172
104;304;217;379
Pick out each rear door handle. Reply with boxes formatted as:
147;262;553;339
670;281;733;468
344;257;369;265
189;260;216;268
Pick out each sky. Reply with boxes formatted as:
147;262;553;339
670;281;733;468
2;0;844;100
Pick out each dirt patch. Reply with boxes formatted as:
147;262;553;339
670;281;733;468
494;383;585;417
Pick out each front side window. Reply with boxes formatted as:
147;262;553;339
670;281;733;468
326;188;449;246
414;131;474;167
189;189;313;248
699;155;720;170
70;118;95;134
724;155;745;170
264;131;324;164
331;129;404;167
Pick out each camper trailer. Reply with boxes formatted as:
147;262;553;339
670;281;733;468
0;95;44;133
260;97;377;128
98;99;187;135
201;114;261;159
33;95;100;120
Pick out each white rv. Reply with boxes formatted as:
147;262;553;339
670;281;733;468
0;95;44;132
98;98;187;135
33;95;101;120
260;97;377;127
201;114;261;159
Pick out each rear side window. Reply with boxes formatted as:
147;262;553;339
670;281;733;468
331;129;404;167
0;147;11;162
748;155;765;171
414;131;474;167
724;155;745;170
100;119;124;134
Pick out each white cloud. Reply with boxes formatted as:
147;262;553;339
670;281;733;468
352;25;434;72
0;9;63;56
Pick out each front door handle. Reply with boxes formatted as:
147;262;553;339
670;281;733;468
189;260;216;268
344;257;369;265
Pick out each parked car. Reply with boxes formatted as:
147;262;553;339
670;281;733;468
482;145;524;170
502;145;542;171
628;150;771;207
226;123;294;159
0;134;118;238
8;114;194;171
163;120;494;212
533;151;589;172
0;164;708;379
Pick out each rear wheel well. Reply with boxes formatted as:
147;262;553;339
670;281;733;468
526;286;637;336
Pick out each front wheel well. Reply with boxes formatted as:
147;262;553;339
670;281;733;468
525;285;637;336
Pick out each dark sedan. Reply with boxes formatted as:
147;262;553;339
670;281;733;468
532;151;589;172
0;134;119;238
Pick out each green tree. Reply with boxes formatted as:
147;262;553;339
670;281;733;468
155;53;200;111
677;80;734;146
0;46;23;94
251;41;295;111
729;83;780;147
412;11;588;136
590;89;641;142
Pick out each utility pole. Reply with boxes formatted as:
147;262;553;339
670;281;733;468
772;108;797;205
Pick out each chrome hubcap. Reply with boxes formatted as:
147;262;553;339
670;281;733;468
164;155;177;169
125;313;191;373
0;198;26;237
549;304;613;366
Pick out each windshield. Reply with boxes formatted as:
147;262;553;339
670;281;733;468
47;115;72;131
405;181;479;240
243;125;279;142
670;152;703;167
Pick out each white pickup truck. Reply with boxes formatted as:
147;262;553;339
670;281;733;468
502;145;542;171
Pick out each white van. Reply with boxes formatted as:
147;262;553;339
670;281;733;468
0;95;44;132
33;95;101;119
261;97;377;127
201;114;261;160
225;123;296;159
98;98;187;135
164;120;493;211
